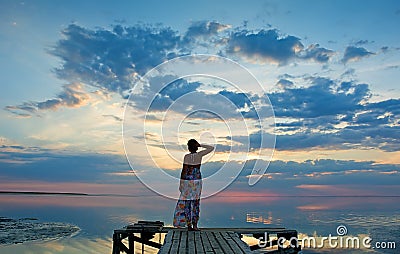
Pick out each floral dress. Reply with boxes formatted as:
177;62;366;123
173;162;202;227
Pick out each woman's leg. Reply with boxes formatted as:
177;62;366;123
184;200;193;228
192;199;200;230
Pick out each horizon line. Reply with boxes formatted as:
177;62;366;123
1;191;400;198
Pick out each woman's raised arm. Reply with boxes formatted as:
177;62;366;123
197;144;214;157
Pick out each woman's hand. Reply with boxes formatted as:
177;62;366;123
197;144;214;156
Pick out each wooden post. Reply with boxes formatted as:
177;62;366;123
112;232;120;254
128;234;134;254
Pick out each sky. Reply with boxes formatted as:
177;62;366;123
0;0;400;201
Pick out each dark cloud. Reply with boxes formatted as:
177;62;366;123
6;22;339;116
269;77;370;118
201;159;400;190
49;24;182;94
4;21;395;153
354;39;372;46
184;21;230;41
2;143;399;193
103;114;123;122
131;76;263;120
0;145;129;183
275;78;294;90
226;29;304;65
340;68;356;78
228;76;399;152
218;90;255;110
159;79;202;101
5;83;90;116
342;46;374;63
298;44;335;63
131;77;201;112
226;29;334;65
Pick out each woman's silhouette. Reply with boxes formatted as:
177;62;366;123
173;139;214;231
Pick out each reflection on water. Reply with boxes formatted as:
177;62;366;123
0;216;79;244
0;237;113;254
0;194;398;253
246;212;280;225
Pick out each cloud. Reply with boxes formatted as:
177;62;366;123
102;114;122;122
275;78;294;90
2;141;399;196
200;158;400;196
298;44;335;63
228;76;400;151
269;77;370;118
6;22;339;116
226;29;334;65
226;29;304;65
185;21;230;41
5;83;90;116
0;145;129;183
131;76;262;120
354;39;373;46
342;46;374;63
49;24;182;94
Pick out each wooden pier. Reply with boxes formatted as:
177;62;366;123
112;221;301;254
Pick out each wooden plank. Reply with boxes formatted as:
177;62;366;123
220;232;245;254
188;231;196;254
111;224;301;254
195;231;205;254
227;232;254;253
206;231;222;253
160;227;286;233
214;232;234;254
158;232;173;253
169;231;181;254
200;232;214;253
179;230;187;254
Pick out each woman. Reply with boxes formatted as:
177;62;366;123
173;139;214;231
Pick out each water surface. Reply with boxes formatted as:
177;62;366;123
0;193;398;253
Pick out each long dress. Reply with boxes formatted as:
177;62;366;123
173;145;213;228
173;163;202;227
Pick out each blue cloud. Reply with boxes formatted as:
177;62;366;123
2;145;399;194
298;44;335;63
276;78;294;90
184;21;230;42
201;159;400;192
226;29;303;65
5;22;339;116
0;145;129;183
4;83;90;116
342;46;374;63
49;24;182;93
269;77;370;118
226;76;399;151
226;29;334;65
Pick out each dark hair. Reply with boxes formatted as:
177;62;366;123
187;139;199;153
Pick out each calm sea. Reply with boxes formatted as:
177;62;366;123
0;193;399;253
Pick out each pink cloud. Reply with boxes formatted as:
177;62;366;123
296;184;400;196
0;180;147;195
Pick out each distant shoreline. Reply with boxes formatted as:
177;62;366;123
0;191;88;196
1;191;399;198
